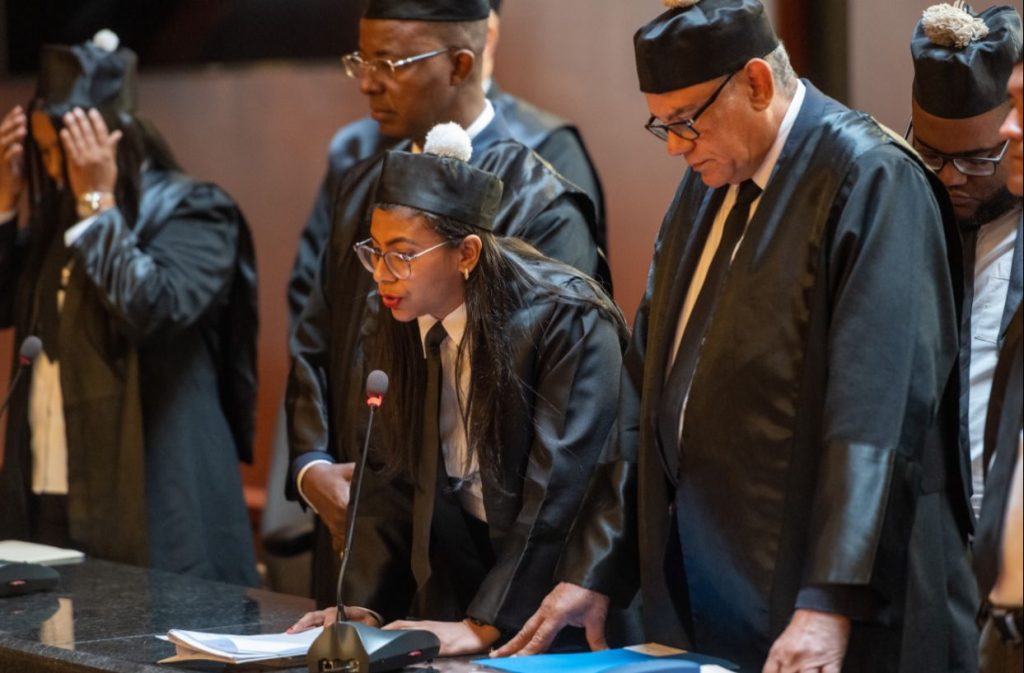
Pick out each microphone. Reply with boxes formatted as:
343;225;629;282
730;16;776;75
0;336;43;422
307;371;440;673
334;370;389;614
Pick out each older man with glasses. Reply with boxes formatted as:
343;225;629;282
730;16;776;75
284;0;602;614
910;3;1022;528
498;1;972;671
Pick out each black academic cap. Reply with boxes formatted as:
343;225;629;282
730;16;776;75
634;0;779;94
35;31;137;119
363;0;490;22
374;124;502;230
912;4;1022;119
490;0;502;14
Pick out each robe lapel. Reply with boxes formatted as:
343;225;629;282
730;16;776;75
999;213;1022;341
648;185;726;484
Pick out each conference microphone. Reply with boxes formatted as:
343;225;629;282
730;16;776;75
0;336;43;422
307;370;440;673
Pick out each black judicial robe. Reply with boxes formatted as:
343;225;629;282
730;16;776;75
0;170;259;586
287;113;600;605
342;268;624;633
286;87;608;329
558;84;973;672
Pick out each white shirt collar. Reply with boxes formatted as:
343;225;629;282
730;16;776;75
411;99;495;154
417;303;468;358
750;80;806;191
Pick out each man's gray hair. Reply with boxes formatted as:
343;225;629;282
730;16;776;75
765;44;798;98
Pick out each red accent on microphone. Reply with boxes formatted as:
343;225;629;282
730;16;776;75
366;394;383;408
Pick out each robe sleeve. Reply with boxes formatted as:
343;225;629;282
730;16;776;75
555;295;650;609
802;147;958;604
533;128;605;236
287;171;333;333
286;245;335;500
66;184;239;344
466;294;624;631
515;196;599;280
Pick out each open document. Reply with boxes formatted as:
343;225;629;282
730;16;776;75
157;626;323;665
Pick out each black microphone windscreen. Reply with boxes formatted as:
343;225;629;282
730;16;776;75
366;370;389;397
19;336;42;361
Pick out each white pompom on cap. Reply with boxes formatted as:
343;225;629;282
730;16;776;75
664;0;701;8
921;3;989;49
423;122;473;162
92;29;120;52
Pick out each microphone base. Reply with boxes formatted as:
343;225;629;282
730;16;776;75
306;621;440;673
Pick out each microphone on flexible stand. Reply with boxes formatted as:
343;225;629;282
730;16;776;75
307;370;441;673
0;336;43;423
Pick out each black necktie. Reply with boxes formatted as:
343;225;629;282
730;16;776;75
411;321;448;590
657;180;762;472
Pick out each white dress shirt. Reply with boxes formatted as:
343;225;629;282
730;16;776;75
417;304;486;522
968;208;1019;515
669;81;807;437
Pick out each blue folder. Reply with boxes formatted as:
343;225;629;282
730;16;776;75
473;648;738;673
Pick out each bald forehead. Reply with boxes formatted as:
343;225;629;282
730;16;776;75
360;19;447;54
358;17;485;55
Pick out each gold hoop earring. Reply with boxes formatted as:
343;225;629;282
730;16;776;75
462;267;470;281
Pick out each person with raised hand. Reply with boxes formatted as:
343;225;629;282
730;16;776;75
0;31;258;586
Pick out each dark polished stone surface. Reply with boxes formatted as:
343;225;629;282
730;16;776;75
0;559;487;673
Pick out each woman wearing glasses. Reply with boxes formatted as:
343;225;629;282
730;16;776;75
288;124;625;656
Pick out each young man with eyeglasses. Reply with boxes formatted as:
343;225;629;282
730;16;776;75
497;1;971;671
284;0;602;611
910;4;1022;531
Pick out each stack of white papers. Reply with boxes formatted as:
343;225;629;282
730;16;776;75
157;626;323;665
0;540;84;565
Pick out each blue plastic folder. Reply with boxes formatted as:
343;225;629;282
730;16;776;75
475;648;737;673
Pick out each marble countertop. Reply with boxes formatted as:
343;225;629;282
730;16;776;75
0;559;491;673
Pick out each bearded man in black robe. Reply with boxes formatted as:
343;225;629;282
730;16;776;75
910;3;1022;523
497;1;973;671
286;0;602;607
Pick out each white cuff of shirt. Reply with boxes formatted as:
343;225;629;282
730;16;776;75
296;459;333;514
64;214;100;246
0;208;17;224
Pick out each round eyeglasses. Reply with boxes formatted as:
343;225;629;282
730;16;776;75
341;48;453;80
645;71;736;143
353;238;451;280
905;121;1010;177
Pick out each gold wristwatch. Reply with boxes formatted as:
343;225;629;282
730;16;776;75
76;191;114;219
